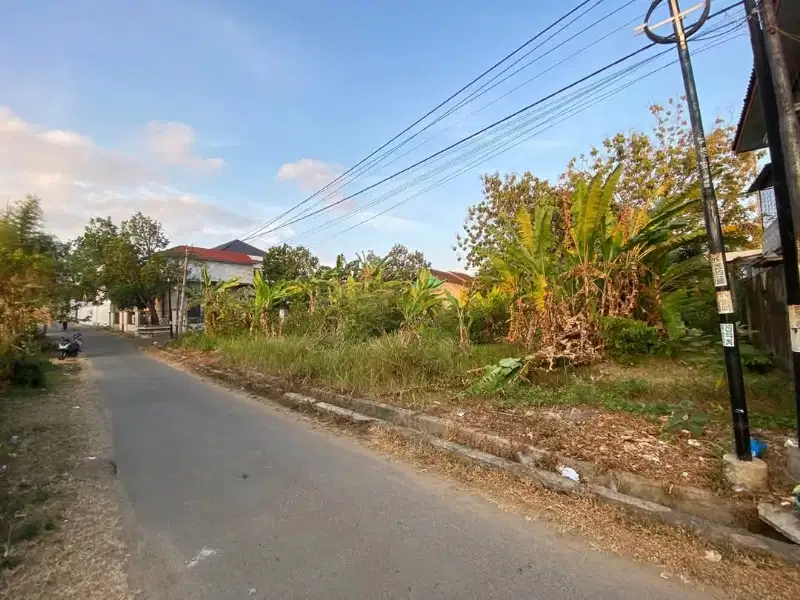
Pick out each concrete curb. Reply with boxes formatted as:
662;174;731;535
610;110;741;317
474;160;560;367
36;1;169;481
152;350;800;564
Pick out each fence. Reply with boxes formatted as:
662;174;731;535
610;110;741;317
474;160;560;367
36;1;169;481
741;263;791;371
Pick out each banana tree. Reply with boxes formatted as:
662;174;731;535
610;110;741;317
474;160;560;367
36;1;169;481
199;264;241;334
252;270;299;335
399;268;443;332
444;288;477;345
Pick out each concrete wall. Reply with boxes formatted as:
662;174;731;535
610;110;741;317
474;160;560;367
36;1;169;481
187;260;256;285
75;300;113;327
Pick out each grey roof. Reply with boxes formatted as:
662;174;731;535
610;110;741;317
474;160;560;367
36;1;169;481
212;239;265;256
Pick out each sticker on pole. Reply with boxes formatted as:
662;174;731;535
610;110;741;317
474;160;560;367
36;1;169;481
789;305;800;353
720;323;735;348
716;290;734;314
709;253;727;287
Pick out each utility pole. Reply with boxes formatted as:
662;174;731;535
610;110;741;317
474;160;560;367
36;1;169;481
177;246;190;336
759;0;800;238
642;0;751;460
743;0;800;447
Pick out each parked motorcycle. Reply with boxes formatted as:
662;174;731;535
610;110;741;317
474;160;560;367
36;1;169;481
57;337;81;360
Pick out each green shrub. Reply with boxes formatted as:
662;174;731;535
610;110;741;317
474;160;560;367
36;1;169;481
739;343;774;374
599;316;661;359
469;293;510;344
0;352;47;388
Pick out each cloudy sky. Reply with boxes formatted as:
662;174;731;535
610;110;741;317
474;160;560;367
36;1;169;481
0;0;754;268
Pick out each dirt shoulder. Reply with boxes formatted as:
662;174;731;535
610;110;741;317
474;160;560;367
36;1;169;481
0;361;130;600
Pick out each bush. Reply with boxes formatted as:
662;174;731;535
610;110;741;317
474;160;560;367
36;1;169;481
469;293;510;344
599;316;661;359
739;343;774;374
0;350;47;388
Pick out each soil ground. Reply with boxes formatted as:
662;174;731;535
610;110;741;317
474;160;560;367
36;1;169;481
0;360;130;600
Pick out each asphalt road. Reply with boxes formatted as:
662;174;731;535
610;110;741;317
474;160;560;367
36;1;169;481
84;328;711;600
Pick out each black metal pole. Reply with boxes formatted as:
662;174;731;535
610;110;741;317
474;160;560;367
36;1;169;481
744;0;800;446
645;0;751;459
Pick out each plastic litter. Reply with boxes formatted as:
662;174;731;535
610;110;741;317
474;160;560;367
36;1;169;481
559;466;580;482
687;439;701;447
704;550;722;563
750;437;767;458
785;438;799;449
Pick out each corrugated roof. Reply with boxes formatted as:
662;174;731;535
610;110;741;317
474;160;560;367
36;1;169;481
732;67;758;154
166;245;260;266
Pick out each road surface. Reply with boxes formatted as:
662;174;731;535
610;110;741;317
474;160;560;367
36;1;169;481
85;328;711;600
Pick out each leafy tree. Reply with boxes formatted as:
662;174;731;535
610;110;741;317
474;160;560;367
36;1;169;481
364;244;430;281
456;173;562;273
72;212;176;324
564;99;760;248
261;244;319;284
0;196;64;346
459;100;761;274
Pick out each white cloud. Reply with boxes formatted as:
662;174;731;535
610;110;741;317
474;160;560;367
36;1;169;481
0;106;258;246
142;121;225;172
276;158;341;190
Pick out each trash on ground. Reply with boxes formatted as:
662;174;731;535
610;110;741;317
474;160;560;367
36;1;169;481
9;435;19;444
86;456;97;461
686;439;701;447
785;438;799;449
750;437;767;458
559;466;580;482
703;550;722;563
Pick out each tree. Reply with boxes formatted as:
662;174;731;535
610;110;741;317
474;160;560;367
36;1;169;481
261;244;319;284
365;244;430;281
0;196;64;346
72;212;176;324
564;99;760;248
459;100;761;274
456;172;562;273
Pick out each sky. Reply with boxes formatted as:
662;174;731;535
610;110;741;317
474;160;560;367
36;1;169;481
0;0;755;270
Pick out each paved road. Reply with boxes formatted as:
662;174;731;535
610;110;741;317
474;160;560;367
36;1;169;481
84;329;711;600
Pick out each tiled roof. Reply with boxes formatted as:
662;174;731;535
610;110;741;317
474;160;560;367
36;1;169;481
430;268;473;285
166;245;260;266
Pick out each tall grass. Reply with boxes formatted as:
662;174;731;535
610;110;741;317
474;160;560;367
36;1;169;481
176;331;512;402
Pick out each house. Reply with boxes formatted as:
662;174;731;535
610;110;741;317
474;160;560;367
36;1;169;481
731;0;800;369
110;241;264;335
430;269;473;298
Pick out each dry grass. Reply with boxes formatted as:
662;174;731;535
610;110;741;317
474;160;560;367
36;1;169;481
365;425;800;600
0;361;130;599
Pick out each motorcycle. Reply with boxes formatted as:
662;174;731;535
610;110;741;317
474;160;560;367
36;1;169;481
57;337;81;360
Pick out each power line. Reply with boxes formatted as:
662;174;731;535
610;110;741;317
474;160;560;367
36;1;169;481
247;0;744;243
282;0;645;226
281;51;664;244
240;0;605;242
313;32;745;246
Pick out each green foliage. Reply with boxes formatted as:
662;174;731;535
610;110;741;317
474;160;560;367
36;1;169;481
399;268;443;331
261;244;319;284
71;212;176;323
599;317;661;359
739;343;774;374
364;244;430;281
662;401;709;437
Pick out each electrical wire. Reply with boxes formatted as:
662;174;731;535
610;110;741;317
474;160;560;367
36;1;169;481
247;0;745;243
281;0;645;227
308;31;746;245
238;0;601;242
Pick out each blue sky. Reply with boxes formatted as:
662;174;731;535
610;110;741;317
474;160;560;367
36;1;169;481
0;0;754;269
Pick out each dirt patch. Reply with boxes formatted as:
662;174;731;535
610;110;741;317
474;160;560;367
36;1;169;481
0;361;131;599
